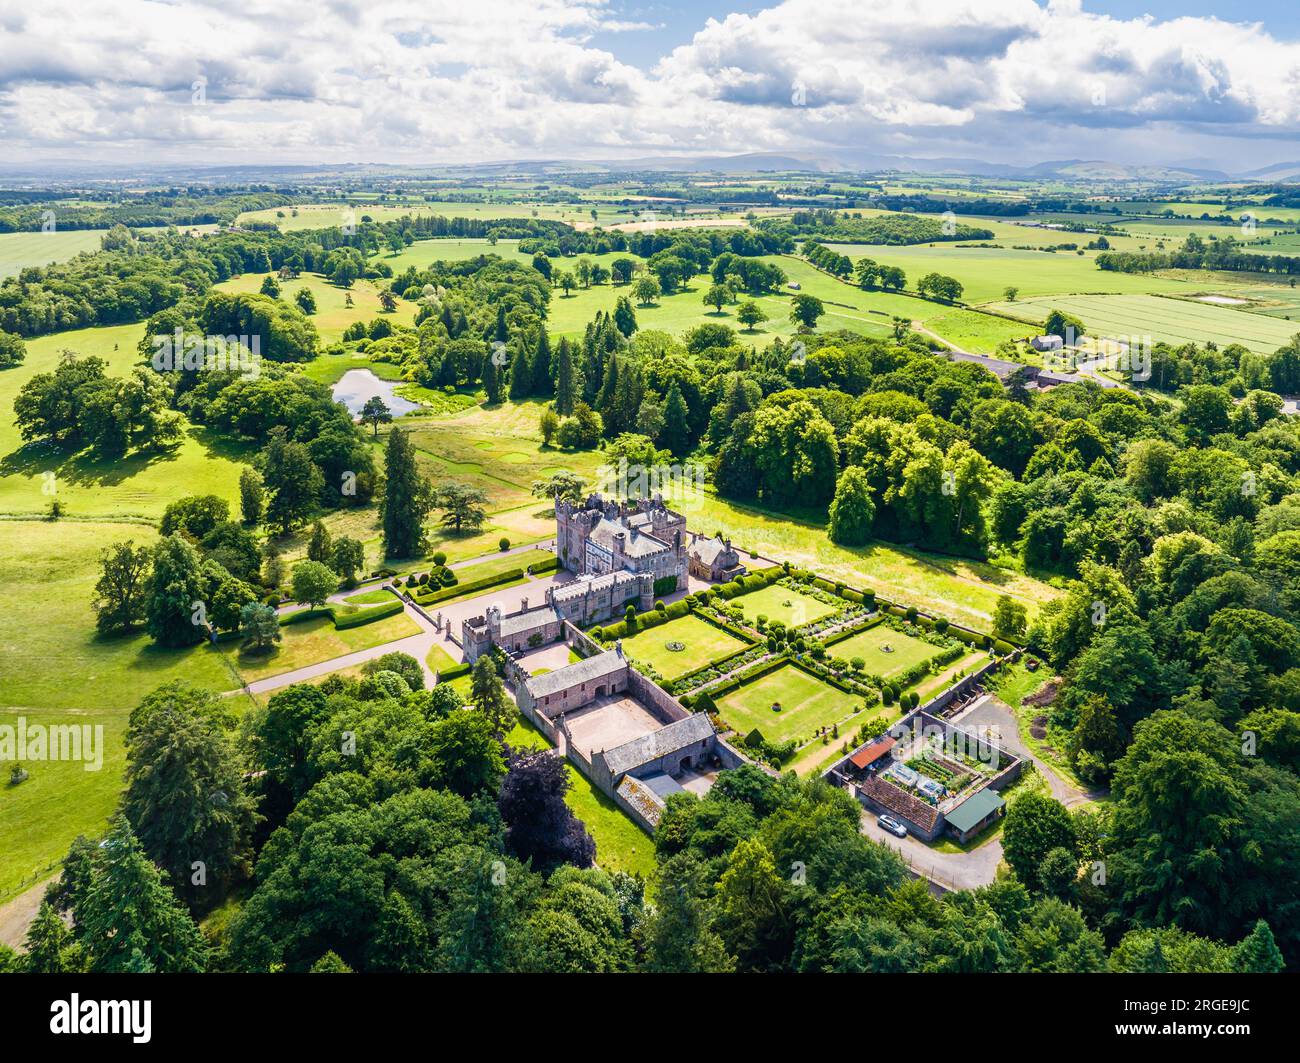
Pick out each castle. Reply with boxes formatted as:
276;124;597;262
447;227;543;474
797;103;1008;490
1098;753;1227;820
556;494;688;586
462;495;689;663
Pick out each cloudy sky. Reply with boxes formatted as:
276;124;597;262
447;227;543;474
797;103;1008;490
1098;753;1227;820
1;0;1298;173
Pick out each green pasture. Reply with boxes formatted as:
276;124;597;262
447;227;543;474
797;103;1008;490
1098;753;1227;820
714;663;860;746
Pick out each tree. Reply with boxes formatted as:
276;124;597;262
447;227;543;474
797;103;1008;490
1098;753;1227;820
1004;286;1019;302
294;288;317;314
434;482;488;535
262;429;324;537
539;406;560;446
1002;794;1078;892
660;382;691;457
260;275;281;298
613;296;638;337
704;284;729;313
360;396;392;437
291;560;337;608
482;352;503;404
634;277;660;306
789;293;824;329
361;651;425;692
1233;920;1285;973
1043;308;1086;343
992;595;1027;639
498;749;596;873
160;494;230;539
532;470;587;504
737;300;767;331
240;602;281;654
145;535;207;647
22;902;83;973
75;816;208;973
554;338;578;416
92;540;151;635
239;467;265;525
0;329;26;368
470;655;515;735
382;429;434;557
330;536;366;586
644;855;734;973
307;520;333;563
122;681;258;906
828;466;876;546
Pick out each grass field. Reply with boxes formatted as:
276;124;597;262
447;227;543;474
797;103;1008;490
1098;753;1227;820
223;612;420;684
212;272;418;344
0;520;252;902
714;663;860;746
983;292;1300;353
0;230;107;278
821;241;1202;303
617;614;748;680
828;624;940;680
0;324;248;522
731;583;839;629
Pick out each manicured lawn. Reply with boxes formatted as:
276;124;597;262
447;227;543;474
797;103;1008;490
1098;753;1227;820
0;520;253;902
714;663;862;746
828;624;940;681
224;612;420;684
505;719;656;880
732;582;839;629
617;614;748;680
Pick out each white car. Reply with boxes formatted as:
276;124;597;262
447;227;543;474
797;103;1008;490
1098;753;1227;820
877;815;909;838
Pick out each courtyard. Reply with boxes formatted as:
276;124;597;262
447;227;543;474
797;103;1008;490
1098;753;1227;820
562;693;666;760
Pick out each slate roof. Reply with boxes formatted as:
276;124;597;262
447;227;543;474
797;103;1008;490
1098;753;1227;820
860;775;940;833
638;771;686;799
497;606;560;639
551;569;641;603
600;713;715;777
589;517;670;558
616;775;666;827
688;536;728;565
524;650;626;700
944;787;1005;833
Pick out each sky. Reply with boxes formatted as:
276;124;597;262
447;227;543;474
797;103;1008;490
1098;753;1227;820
1;0;1299;175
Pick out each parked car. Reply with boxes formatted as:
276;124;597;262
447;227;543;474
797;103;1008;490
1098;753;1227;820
878;815;909;838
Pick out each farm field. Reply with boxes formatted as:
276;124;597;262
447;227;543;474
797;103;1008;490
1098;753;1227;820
731;582;839;629
828;624;941;681
820;242;1203;303
714;663;859;746
982;292;1300;352
616;614;749;679
0;230;106;278
236;200;637;231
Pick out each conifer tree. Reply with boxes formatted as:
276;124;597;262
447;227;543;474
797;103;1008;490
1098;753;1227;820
381;429;433;558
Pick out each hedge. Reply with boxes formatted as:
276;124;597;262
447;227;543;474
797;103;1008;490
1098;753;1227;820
333;599;404;629
415;567;523;605
438;662;471;682
526;555;560;575
653;574;678;596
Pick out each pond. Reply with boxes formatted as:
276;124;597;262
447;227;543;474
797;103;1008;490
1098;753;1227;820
331;368;422;418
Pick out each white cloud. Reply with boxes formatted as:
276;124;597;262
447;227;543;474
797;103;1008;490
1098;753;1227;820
0;0;1297;169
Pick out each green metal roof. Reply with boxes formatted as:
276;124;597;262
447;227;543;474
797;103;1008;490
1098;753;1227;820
945;788;1006;833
